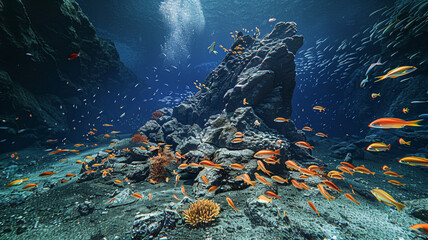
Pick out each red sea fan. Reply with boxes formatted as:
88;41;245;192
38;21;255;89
131;134;148;144
151;110;164;120
149;148;173;183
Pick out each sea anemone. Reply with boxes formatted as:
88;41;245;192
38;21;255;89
151;110;164;120
131;134;148;144
183;199;220;227
149;148;173;183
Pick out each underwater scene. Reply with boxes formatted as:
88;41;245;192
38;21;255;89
0;0;427;239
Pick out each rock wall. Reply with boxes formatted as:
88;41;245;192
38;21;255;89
0;0;136;150
173;22;303;140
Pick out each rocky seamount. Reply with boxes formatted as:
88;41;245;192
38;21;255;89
0;0;136;151
0;20;427;240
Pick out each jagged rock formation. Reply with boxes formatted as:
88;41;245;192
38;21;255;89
0;0;135;151
173;22;303;140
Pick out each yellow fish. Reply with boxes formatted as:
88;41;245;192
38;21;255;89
370;189;405;211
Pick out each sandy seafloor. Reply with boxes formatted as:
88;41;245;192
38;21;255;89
0;136;427;240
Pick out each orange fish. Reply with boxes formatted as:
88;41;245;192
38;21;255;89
256;160;272;176
231;138;245;143
257;195;273;204
254;149;280;159
337;166;354;175
299;175;309;179
241;174;256;187
58;159;68;162
201;175;209;184
131;193;143;199
61;179;68;183
178;163;188;169
76;160;84;164
315;132;328;138
7;178;29;187
229;163;246;170
84;170;97;174
313;106;326;112
148;193;152;200
382;165;391;171
410;223;428;237
105;198;116;204
65;173;76;177
74;144;84;147
300;183;311;190
22;183;38;190
383;171;403;178
175;175;180;185
398;138;411;145
189;163;201;168
263;157;280;165
271;175;288;184
103;124;113;127
49;149;69;155
353;166;375;175
340;162;355;170
226;197;239;212
302;126;313;131
285;160;301;171
299;168;320;177
181;186;188;197
317;184;335;201
199;160;223;169
39;171;58;177
368;117;422;129
208;186;220;192
295;141;314;150
173;194;180;201
265;191;280;199
114;179;123;184
291;179;303;189
104;134;111;138
234;132;244;138
344;193;360;204
308;201;319;215
255;173;272;186
322;180;342;192
387;180;405;186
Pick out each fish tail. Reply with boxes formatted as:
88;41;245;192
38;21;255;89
273;149;281;155
395;202;406;211
408;119;423;126
407;141;411;145
374;75;387;82
387;144;391;150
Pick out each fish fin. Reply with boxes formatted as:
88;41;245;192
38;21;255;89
395;202;406;211
273;149;280;155
374;75;386;82
383;201;394;206
408;119;423;127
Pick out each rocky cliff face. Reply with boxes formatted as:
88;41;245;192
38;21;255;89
0;0;135;150
173;22;303;140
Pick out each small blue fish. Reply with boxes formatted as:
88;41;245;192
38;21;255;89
0;126;8;130
418;114;428;118
17;129;26;133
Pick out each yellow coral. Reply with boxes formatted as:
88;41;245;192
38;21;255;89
182;199;220;227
